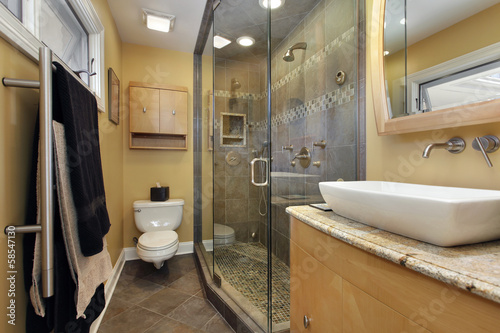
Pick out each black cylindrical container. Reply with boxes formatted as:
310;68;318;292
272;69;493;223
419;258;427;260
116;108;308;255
150;187;169;201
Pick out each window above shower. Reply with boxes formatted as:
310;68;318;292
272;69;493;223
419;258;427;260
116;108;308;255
0;0;105;111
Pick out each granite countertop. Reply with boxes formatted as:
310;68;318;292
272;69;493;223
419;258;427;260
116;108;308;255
286;205;500;304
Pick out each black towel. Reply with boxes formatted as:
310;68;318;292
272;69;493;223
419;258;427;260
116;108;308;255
52;62;110;256
24;116;105;332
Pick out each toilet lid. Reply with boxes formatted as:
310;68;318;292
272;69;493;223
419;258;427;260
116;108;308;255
138;231;178;250
214;223;235;238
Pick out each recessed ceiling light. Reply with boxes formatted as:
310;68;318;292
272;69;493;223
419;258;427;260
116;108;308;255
259;0;285;9
384;50;390;56
237;36;255;47
400;18;406;25
143;8;175;33
214;35;231;49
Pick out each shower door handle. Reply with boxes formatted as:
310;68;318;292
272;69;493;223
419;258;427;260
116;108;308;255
250;157;268;187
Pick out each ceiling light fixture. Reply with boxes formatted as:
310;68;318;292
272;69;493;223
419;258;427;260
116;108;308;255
214;35;232;49
143;8;175;33
259;0;285;9
384;51;390;56
237;36;255;47
400;18;406;25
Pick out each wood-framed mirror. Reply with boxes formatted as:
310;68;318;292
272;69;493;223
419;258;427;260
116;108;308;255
370;0;500;136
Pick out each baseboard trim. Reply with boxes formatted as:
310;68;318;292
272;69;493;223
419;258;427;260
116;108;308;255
177;241;194;255
202;239;213;252
90;249;126;333
124;246;139;261
124;241;194;261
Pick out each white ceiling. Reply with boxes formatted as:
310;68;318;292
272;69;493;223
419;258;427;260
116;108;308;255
107;0;206;53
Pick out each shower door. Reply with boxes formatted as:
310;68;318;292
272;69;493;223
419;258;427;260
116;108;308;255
210;0;359;331
212;0;273;331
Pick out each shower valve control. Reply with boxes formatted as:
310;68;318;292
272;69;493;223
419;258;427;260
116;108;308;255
335;71;346;85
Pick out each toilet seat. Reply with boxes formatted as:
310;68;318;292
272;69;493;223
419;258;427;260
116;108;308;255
214;223;235;245
214;223;235;238
138;230;178;251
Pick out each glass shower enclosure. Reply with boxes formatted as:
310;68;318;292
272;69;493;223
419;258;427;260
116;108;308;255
199;0;361;331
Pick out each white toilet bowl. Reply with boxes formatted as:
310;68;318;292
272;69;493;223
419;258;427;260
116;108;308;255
214;223;235;246
136;230;179;269
133;199;184;269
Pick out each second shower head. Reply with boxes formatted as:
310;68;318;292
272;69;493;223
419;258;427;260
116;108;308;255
283;42;307;62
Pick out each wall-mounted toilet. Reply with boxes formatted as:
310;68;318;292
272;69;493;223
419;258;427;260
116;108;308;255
214;223;235;246
133;199;184;269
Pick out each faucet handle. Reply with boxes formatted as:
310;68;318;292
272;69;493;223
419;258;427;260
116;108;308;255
472;135;499;168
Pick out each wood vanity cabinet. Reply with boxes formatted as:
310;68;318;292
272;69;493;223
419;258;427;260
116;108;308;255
290;216;500;333
129;82;188;149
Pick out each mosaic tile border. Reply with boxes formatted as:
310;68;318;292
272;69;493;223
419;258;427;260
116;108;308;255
213;26;356;132
214;84;355;132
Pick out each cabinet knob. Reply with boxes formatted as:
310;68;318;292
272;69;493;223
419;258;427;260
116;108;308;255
172;110;176;115
304;315;310;329
143;107;146;113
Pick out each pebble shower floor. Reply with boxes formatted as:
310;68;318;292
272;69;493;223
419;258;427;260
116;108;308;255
214;242;290;325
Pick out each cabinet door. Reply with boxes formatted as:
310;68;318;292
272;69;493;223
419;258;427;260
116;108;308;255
343;281;430;333
130;87;160;133
290;241;343;333
159;90;187;135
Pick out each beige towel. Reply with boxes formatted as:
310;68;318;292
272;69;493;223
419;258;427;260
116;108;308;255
30;121;113;319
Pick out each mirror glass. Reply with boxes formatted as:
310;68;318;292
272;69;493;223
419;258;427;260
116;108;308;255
384;0;500;119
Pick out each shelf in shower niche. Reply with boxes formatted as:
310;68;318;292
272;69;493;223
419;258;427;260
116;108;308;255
220;113;246;147
278;194;309;200
221;134;245;139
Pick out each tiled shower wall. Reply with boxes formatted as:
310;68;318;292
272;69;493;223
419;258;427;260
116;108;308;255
260;0;359;266
213;59;263;244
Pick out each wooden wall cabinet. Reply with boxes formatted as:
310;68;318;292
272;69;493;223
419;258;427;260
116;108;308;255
129;81;188;150
290;217;500;333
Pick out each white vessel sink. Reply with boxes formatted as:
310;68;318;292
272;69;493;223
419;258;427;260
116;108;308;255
319;181;500;247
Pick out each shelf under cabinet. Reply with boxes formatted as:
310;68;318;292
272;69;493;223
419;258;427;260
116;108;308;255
130;132;187;150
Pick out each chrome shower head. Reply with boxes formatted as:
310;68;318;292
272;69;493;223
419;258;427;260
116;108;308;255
283;49;295;62
231;78;241;91
283;42;307;62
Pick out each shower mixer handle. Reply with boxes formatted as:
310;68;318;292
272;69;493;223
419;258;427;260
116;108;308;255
250;157;268;187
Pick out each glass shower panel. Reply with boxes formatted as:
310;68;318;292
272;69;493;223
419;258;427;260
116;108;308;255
200;22;214;276
270;0;358;329
211;0;358;331
212;1;271;331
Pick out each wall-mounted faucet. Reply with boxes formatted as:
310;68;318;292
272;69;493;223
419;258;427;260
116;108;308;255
291;147;311;168
472;135;499;167
422;137;465;158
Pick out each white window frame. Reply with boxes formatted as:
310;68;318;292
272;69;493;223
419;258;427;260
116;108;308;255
0;0;105;111
406;41;500;116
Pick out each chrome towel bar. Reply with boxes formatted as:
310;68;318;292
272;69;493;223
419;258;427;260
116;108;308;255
3;46;54;298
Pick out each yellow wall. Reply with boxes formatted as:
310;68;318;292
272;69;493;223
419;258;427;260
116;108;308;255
366;0;500;190
202;54;214;241
407;3;500;75
91;0;124;266
0;38;38;333
121;43;194;247
384;50;405;116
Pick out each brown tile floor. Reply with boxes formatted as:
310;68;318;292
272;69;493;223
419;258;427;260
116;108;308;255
98;254;234;333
